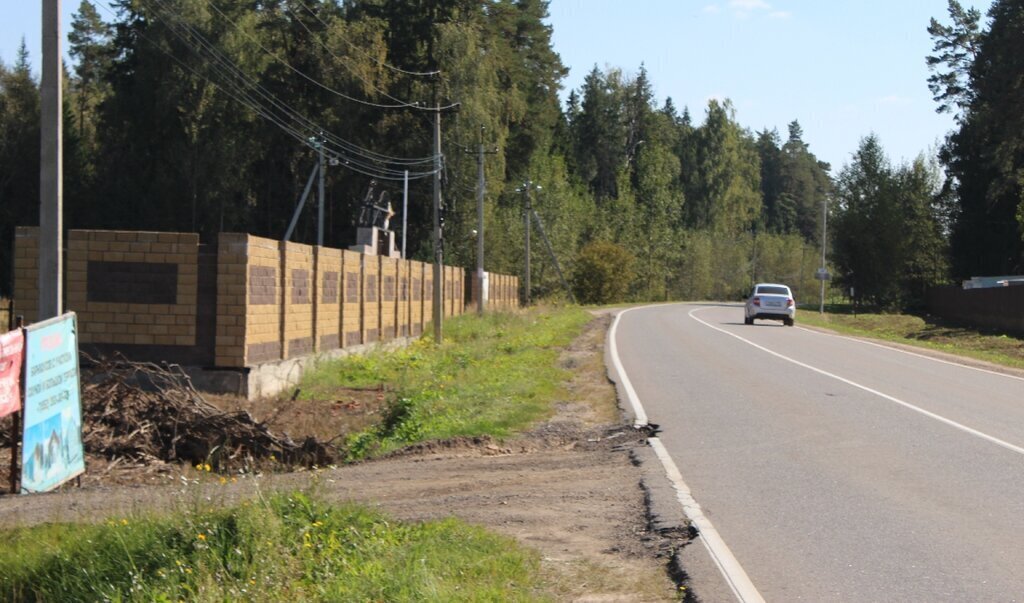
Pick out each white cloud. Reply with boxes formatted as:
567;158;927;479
729;0;771;10
703;4;721;14
727;0;789;19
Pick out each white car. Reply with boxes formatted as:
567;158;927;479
744;283;795;326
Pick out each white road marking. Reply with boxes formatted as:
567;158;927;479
795;325;1024;383
650;437;766;603
690;306;1024;457
608;307;649;427
610;306;764;603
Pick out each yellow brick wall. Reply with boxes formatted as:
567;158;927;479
315;246;342;352
341;249;363;347
215;233;248;367
397;259;410;338
380;257;397;341
61;230;200;347
423;263;434;336
282;241;314;359
411;261;424;337
362;253;380;343
244;235;282;366
13;227;39;324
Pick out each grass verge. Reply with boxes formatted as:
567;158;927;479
0;490;545;602
300;305;593;459
797;306;1024;370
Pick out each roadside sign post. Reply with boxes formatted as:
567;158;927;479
20;313;85;494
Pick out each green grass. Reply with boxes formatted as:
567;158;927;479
301;305;593;459
0;491;546;602
798;306;1024;370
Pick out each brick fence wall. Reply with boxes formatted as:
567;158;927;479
13;228;520;369
926;284;1024;336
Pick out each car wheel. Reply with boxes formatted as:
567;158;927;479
744;316;753;325
784;318;794;327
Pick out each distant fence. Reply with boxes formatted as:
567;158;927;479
926;284;1024;335
13;228;520;368
0;297;11;333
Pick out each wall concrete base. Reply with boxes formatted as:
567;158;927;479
185;337;416;400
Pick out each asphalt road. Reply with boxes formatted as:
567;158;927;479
615;303;1024;602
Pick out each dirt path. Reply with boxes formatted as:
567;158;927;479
0;315;686;602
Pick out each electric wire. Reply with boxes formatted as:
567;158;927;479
292;0;441;78
196;0;422;110
133;0;445;178
279;1;428;108
145;0;437;167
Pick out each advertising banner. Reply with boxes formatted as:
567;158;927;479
21;313;85;493
0;329;23;418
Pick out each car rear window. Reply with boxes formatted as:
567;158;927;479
756;286;789;295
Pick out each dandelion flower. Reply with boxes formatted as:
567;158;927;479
204;463;212;472
197;533;207;541
121;519;129;526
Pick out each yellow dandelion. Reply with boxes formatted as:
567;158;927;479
219;477;227;485
304;542;312;548
203;463;212;472
120;519;129;526
184;568;192;574
250;579;257;585
197;533;207;541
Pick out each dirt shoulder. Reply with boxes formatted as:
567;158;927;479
0;314;686;602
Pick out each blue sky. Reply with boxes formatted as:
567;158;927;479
546;0;983;171
2;1;983;172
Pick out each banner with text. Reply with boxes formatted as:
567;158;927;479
21;313;85;493
0;329;23;418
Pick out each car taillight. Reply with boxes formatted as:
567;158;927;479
786;298;794;307
752;297;760;307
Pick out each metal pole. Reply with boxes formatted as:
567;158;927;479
402;170;409;259
317;136;325;247
531;208;575;303
284;162;319;241
523;185;531;306
39;0;63;320
820;196;827;314
476;137;486;315
432;105;443;343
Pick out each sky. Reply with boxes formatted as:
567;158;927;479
2;1;984;173
545;0;984;171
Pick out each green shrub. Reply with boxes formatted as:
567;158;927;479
571;241;636;304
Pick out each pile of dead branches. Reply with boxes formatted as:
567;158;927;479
80;354;337;471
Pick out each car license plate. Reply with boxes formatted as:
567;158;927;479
766;301;781;307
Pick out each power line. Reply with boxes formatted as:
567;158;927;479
195;0;423;110
138;0;442;177
292;0;441;78
101;0;442;181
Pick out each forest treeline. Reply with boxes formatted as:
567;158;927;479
1;0;1021;310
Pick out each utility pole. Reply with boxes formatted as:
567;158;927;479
820;196;827;314
432;104;443;342
39;0;63;320
317;134;325;247
518;181;540;306
427;81;459;344
469;127;497;316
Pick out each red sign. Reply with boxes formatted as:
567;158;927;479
0;329;24;418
